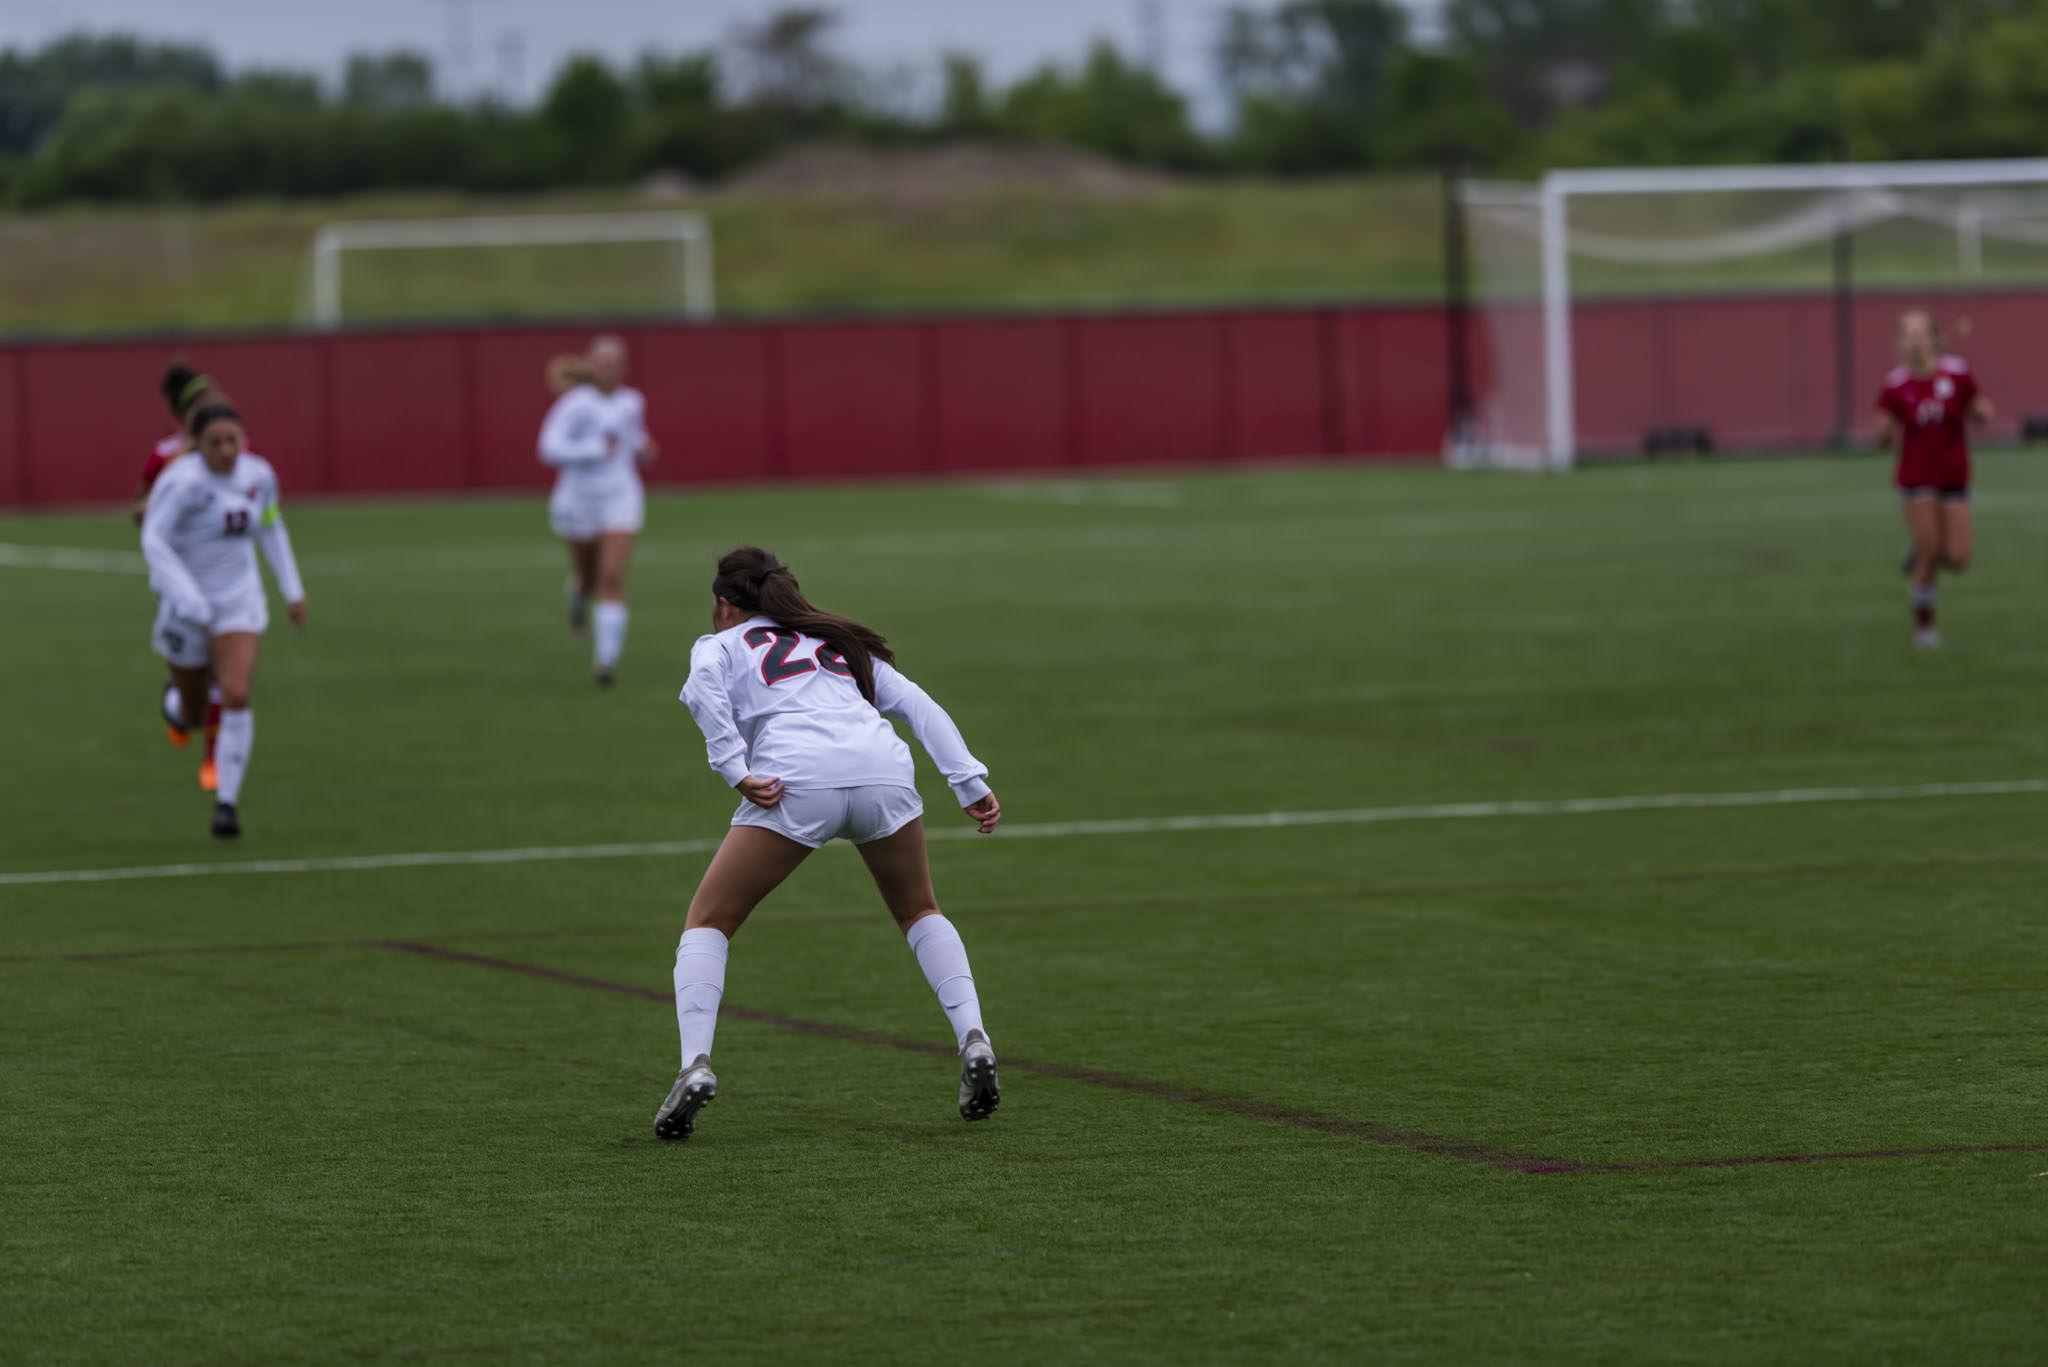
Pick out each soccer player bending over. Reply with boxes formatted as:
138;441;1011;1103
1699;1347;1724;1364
537;335;656;686
1876;308;1991;650
139;404;307;838
658;547;1003;1141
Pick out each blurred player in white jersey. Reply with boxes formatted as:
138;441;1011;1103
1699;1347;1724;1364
139;403;308;838
538;334;656;685
657;546;1004;1141
138;361;231;791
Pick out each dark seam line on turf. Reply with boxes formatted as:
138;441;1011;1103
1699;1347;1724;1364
371;940;2048;1176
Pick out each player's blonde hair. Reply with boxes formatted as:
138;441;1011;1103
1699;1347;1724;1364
546;354;594;393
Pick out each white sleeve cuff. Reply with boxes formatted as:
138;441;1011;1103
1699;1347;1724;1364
716;758;752;788
949;775;992;807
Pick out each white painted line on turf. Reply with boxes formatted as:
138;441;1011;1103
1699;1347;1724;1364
0;542;145;574
2;779;2043;889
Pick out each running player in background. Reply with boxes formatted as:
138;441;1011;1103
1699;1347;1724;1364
140;403;307;838
140;361;231;790
657;547;1003;1142
1876;309;1991;650
538;335;656;686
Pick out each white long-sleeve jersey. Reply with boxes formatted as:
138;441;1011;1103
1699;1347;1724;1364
139;452;303;625
538;383;647;486
681;616;992;806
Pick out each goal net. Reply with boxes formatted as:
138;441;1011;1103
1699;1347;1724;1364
1452;159;2048;469
301;212;715;330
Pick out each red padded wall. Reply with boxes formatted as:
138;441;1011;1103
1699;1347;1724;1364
324;333;469;494
778;321;927;479
19;343;172;506
1333;306;1449;456
928;317;1069;475
0;351;22;507
1223;311;1332;461
1071;313;1227;466
468;327;600;491
632;323;780;484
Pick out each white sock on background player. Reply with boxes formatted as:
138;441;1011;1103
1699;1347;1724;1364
215;708;253;805
674;927;728;1065
593;602;628;671
906;914;985;1050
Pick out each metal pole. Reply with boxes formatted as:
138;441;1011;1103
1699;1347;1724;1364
1830;193;1854;448
1442;162;1474;448
1539;177;1574;468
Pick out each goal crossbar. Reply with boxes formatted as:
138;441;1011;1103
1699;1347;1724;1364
308;211;715;330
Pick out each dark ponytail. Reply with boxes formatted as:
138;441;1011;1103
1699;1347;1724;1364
714;547;895;703
160;360;214;420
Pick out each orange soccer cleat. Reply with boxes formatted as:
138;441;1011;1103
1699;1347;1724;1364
166;722;192;750
198;758;219;792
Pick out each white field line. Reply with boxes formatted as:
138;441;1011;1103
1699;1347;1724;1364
3;778;2043;889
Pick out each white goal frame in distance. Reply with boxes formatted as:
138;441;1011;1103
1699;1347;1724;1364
1534;157;2048;467
307;211;715;330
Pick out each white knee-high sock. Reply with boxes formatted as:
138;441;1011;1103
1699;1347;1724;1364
593;602;628;670
905;914;985;1050
215;708;254;805
674;927;729;1066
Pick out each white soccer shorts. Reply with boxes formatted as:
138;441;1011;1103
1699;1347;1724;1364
151;590;267;668
730;784;924;849
548;479;644;541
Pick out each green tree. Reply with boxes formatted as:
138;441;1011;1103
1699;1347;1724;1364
999;42;1205;168
345;52;435;110
541;55;630;181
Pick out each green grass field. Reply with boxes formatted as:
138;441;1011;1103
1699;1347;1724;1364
4;456;2046;1364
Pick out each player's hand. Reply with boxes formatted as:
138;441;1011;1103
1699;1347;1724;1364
638;438;659;466
738;775;784;809
288;600;308;631
964;793;1001;834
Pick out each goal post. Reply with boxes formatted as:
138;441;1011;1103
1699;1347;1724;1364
1453;157;2048;469
305;211;715;331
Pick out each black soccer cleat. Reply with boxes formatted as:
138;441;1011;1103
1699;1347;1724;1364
594;667;615;689
210;802;240;839
958;1030;1000;1122
654;1056;717;1140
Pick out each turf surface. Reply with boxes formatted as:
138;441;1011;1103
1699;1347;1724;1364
4;456;2046;1364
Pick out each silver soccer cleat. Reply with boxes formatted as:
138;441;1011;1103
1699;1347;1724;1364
958;1029;1000;1122
1913;627;1943;651
654;1054;717;1140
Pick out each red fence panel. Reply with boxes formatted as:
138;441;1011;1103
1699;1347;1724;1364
1333;305;1449;457
633;323;781;485
19;343;177;507
0;352;21;507
1222;310;1333;462
927;316;1069;475
1071;313;1228;466
469;327;601;491
778;321;928;480
324;333;469;494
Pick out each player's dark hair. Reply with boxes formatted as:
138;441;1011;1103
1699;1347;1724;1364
160;360;215;419
714;547;895;704
187;402;242;440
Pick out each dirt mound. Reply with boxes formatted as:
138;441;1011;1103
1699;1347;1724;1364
721;140;1175;201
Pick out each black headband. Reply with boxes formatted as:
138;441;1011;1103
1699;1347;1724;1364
187;402;241;439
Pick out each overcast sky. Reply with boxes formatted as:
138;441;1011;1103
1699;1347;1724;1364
1;1;1441;112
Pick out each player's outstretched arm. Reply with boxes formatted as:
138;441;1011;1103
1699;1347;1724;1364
871;661;996;830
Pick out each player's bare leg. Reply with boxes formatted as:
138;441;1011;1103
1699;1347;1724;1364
590;531;635;686
164;664;209;751
564;539;596;637
1937;500;1972;573
1903;494;1943;649
208;633;261;837
858;820;999;1121
657;826;813;1140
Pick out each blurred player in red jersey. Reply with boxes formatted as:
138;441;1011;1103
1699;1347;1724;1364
1875;309;1991;650
141;361;230;788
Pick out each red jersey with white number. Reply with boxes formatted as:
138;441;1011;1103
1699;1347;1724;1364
681;614;990;804
1877;356;1977;490
140;432;185;492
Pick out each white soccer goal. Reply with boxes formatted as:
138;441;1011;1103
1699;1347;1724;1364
1453;158;2048;469
303;211;715;330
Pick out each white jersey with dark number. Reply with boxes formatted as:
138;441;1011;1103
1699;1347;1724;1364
139;452;303;625
538;383;647;493
681;615;992;804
